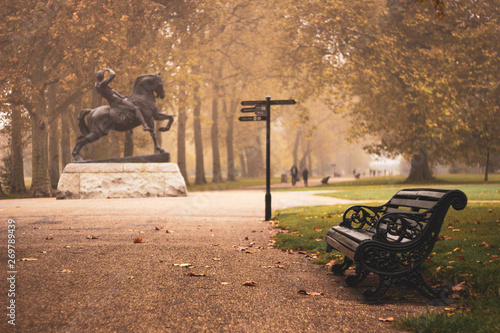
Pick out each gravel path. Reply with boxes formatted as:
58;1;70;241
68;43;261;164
1;189;433;332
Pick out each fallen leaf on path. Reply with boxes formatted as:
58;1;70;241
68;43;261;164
298;290;324;296
133;238;145;243
186;271;207;277
155;227;163;230
212;258;221;261
86;235;98;239
379;317;394;322
20;258;38;261
45;236;53;240
242;280;258;287
166;230;174;233
173;263;192;267
57;269;73;273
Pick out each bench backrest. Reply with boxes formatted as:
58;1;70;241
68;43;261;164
379;188;467;243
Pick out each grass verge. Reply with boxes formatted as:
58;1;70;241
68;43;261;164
186;177;281;192
272;181;500;333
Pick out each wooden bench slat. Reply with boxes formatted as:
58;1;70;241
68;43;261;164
325;236;355;260
329;226;375;240
388;198;437;209
385;207;425;214
328;228;364;250
395;190;447;199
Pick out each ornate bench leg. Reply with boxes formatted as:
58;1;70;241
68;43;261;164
407;270;447;301
363;274;392;303
331;256;353;275
345;266;369;286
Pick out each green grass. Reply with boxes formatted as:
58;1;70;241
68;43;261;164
186;177;281;192
317;184;500;201
272;178;500;333
277;173;500;192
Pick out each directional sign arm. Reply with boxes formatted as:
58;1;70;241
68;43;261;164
239;116;267;122
241;99;296;106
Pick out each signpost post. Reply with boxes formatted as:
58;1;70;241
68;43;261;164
239;97;296;221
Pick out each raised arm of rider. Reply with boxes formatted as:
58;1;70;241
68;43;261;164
102;68;116;85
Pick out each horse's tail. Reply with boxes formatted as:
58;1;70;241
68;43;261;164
78;109;92;135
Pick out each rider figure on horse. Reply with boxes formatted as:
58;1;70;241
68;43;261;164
95;68;152;132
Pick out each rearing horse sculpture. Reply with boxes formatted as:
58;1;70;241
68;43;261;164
72;73;173;162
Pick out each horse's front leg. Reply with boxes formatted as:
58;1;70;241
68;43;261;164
147;119;167;154
155;113;174;132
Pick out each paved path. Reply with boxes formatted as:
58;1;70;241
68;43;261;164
1;190;432;332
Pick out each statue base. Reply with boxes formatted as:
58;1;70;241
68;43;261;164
56;161;187;200
77;153;170;163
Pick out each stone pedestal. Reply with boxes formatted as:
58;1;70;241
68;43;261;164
56;163;187;199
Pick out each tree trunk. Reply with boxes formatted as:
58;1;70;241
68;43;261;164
60;112;72;169
177;91;189;185
193;90;206;185
255;134;265;177
211;95;223;183
307;140;312;177
406;147;433;183
246;134;264;177
225;100;236;181
484;144;490;182
48;83;60;189
10;104;26;193
124;131;134;157
239;152;247;177
293;129;301;167
30;105;52;197
245;146;257;177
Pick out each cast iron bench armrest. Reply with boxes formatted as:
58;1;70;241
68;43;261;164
340;204;387;229
373;211;430;243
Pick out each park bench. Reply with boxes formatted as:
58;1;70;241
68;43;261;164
325;188;467;303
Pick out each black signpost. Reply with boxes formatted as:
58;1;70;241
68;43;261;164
239;96;296;221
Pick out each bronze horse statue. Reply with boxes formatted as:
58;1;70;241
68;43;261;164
72;74;173;162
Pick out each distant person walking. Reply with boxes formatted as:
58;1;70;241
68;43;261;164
290;165;298;186
302;168;308;187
